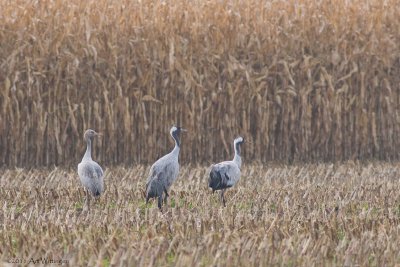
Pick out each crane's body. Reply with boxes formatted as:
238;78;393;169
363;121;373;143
78;129;103;209
209;137;244;207
78;159;104;197
146;126;186;210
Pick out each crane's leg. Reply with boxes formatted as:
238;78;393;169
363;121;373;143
84;188;90;211
220;189;226;207
158;194;163;211
163;188;169;205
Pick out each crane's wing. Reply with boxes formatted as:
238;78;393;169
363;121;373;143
92;161;104;179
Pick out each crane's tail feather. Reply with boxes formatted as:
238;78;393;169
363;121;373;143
146;179;164;207
88;185;102;197
209;169;222;191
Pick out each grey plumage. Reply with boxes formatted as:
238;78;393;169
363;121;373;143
78;129;104;207
209;137;244;207
146;126;187;210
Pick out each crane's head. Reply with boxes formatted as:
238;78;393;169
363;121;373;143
84;129;101;142
170;125;187;136
234;136;244;145
170;125;187;147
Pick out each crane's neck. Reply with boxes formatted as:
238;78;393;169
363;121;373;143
171;131;181;156
233;142;242;169
83;137;92;160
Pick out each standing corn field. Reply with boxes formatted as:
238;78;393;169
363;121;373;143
1;0;400;167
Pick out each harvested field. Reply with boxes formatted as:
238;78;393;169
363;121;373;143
1;163;400;266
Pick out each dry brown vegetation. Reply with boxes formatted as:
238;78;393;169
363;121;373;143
1;163;400;266
1;0;400;166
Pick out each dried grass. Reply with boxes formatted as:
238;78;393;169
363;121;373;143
1;0;400;166
1;163;400;266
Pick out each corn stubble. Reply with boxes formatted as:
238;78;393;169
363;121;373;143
0;163;399;266
1;0;400;166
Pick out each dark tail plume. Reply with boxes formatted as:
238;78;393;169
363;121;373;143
209;169;222;192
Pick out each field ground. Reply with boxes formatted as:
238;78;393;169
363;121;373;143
1;163;400;266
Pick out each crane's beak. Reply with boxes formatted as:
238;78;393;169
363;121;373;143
181;128;188;132
95;132;102;137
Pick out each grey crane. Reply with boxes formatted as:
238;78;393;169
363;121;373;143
209;137;245;207
146;126;187;210
78;129;104;209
